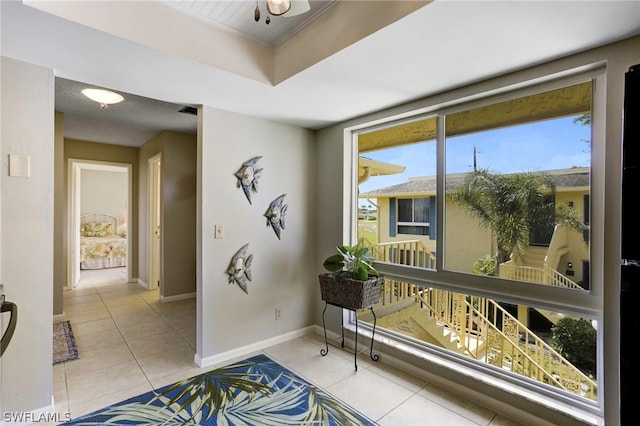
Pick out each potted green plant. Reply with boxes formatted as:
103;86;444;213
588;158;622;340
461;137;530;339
318;238;384;310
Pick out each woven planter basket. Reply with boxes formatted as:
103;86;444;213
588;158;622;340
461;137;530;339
318;273;383;310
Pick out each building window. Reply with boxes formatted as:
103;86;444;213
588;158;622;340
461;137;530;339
397;198;429;235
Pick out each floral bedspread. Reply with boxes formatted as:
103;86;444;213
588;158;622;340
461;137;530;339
80;236;127;266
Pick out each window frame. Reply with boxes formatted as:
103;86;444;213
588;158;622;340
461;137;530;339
343;65;606;417
350;71;603;315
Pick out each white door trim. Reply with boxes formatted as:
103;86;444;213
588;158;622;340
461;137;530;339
67;158;133;288
148;153;162;291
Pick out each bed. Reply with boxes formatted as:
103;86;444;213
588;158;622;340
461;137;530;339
80;213;127;270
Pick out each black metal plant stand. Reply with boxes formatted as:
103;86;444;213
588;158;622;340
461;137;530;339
320;301;379;371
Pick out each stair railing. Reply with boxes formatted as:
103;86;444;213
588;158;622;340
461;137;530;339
542;264;584;290
367;240;597;399
500;262;582;289
413;287;597;399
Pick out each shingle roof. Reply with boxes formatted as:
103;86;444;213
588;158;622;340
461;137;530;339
359;168;589;198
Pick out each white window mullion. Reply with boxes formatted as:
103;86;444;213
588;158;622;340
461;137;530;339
436;113;446;271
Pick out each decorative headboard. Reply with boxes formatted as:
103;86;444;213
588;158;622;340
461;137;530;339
80;213;119;237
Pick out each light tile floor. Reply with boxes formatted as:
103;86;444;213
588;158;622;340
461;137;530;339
53;268;523;425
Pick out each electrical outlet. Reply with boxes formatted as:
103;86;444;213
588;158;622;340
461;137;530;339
275;308;281;320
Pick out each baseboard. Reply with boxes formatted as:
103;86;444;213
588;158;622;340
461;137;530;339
195;326;316;368
160;292;195;303
136;279;149;289
52;313;65;322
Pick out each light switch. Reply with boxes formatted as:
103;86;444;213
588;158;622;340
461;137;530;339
215;224;224;239
9;154;30;178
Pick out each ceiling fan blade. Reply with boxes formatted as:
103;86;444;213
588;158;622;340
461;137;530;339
284;0;310;17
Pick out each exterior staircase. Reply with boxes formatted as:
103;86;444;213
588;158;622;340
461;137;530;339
366;239;597;401
524;246;547;268
373;303;480;355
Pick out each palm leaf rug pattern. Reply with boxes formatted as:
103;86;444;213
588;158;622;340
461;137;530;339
62;354;376;425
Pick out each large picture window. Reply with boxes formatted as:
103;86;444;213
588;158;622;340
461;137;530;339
354;74;601;413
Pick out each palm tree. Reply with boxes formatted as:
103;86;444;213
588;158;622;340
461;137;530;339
449;169;585;274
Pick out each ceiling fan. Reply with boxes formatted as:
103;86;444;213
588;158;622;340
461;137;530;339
254;0;311;24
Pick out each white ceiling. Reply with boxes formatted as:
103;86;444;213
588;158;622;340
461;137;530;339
2;1;640;147
165;0;338;47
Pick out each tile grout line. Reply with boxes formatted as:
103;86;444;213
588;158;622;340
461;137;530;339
98;279;160;392
100;274;196;391
66;270;160;412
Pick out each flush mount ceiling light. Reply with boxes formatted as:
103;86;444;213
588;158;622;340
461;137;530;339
81;88;124;109
254;0;310;24
267;0;290;16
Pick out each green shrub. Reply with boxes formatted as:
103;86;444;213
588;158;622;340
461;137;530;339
551;317;596;376
473;254;496;276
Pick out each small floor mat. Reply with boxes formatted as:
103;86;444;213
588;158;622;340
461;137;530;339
53;320;79;364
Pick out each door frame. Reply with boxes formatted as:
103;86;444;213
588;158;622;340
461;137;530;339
67;158;133;288
147;153;162;291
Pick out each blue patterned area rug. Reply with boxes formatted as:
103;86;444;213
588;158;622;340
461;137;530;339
53;320;79;364
62;354;376;425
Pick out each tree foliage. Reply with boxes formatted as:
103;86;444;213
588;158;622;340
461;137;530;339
473;254;496;276
573;113;591;126
449;169;586;268
552;317;597;376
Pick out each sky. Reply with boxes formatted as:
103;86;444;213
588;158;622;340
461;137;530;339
358;115;591;205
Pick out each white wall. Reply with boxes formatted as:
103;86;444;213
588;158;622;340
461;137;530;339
80;169;127;221
1;57;54;414
197;106;316;364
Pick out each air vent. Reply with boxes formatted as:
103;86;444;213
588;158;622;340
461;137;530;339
178;106;198;116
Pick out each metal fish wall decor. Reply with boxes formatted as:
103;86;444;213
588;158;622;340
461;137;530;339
234;156;263;204
226;243;253;294
264;194;288;240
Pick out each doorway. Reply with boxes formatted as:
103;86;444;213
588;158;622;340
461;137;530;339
67;159;133;288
